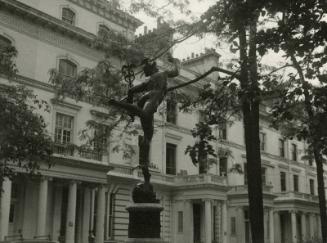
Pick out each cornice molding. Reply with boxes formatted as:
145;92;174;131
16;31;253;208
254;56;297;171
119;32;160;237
67;0;143;30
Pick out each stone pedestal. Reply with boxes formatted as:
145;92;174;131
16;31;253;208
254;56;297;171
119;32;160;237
126;203;163;239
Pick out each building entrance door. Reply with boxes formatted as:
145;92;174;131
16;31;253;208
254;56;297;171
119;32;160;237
193;204;201;243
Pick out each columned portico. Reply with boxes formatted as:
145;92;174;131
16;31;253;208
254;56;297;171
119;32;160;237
37;177;48;236
183;200;193;243
65;181;77;243
204;199;212;243
291;211;297;243
95;185;106;243
0;178;12;241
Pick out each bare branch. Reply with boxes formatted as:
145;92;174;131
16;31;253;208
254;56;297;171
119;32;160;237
167;66;239;92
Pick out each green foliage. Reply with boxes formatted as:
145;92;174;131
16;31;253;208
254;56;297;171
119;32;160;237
0;85;53;180
0;43;53;185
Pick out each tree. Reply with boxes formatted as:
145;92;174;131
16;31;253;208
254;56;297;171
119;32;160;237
0;41;53;240
258;1;327;241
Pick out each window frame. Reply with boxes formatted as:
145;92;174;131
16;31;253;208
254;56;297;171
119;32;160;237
166;99;177;124
309;178;315;195
218;123;227;140
280;171;287;192
279;138;285;158
58;58;77;78
61;7;76;25
293;174;299;192
166;143;177;175
219;157;228;177
291;143;297;161
54;112;74;145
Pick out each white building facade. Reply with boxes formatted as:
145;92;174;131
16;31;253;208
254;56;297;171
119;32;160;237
0;1;325;243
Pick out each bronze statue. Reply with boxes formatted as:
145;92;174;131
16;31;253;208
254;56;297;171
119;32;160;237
109;54;180;202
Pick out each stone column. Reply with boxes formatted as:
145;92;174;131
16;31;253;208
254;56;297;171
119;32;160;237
0;178;12;241
184;200;193;243
291;211;297;243
309;213;315;238
52;184;63;241
65;181;77;243
274;211;281;243
301;212;307;242
221;202;228;243
204;199;212;243
269;209;274;243
37;177;48;236
95;185;106;243
82;187;91;243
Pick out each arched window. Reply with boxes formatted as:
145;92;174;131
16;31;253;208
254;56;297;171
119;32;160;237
62;8;75;25
59;59;77;77
98;24;111;39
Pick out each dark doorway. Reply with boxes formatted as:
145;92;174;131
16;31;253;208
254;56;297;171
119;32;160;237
193;204;201;243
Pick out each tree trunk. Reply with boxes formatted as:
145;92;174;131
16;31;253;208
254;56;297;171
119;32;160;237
290;53;327;243
314;147;327;243
238;18;265;243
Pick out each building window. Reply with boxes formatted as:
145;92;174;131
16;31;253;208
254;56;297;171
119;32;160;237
94;125;108;153
280;171;286;191
98;24;111;39
55;113;74;145
62;7;75;25
177;211;183;233
59;59;77;78
309;179;315;195
166;99;177;124
293;174;299;192
259;132;266;151
231;217;236;235
291;143;297;161
218;123;227;140
80;124;108;161
262;167;266;185
279;139;285;158
166;143;177;175
219;157;227;176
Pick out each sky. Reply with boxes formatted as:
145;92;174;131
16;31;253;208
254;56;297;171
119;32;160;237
120;0;284;68
131;0;218;60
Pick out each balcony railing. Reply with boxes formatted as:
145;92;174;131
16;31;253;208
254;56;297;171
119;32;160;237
108;163;226;186
229;184;273;194
276;191;319;202
79;149;102;161
53;143;74;156
53;143;105;162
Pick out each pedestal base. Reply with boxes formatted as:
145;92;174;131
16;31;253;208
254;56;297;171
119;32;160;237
125;238;167;243
126;203;163;239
